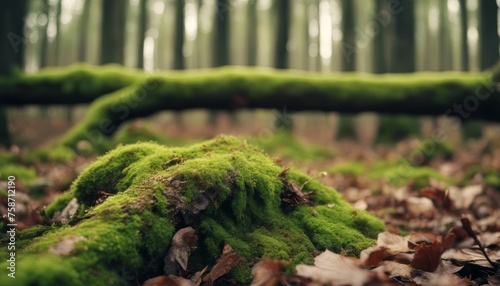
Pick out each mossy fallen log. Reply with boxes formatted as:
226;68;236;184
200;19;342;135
0;65;498;119
0;64;141;105
0;136;384;285
50;67;498;148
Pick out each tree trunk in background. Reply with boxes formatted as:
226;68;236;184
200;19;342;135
372;0;387;73
478;0;499;70
341;0;356;71
0;108;9;148
54;0;62;65
100;0;126;64
459;0;469;71
213;0;230;67
274;0;289;69
438;0;452;71
174;0;185;70
137;0;147;69
78;0;91;62
0;0;27;147
0;0;27;74
173;0;186;130
389;0;415;72
39;0;50;68
247;0;257;66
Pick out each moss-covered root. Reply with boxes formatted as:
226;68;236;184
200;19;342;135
0;136;384;285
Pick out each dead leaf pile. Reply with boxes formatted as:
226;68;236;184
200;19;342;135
144;227;241;286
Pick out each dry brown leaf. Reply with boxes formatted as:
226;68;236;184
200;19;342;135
461;216;497;269
250;259;287;286
409;239;442;272
413;272;471;286
448;185;482;209
376;232;409;251
421;186;453;210
142;275;196;286
203;243;241;286
406;197;435;218
189;265;208;285
373;261;413;279
164;226;197;275
296;250;387;286
407;231;440;249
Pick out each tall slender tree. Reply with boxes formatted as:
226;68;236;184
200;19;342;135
78;0;91;62
372;0;387;73
137;0;147;69
213;0;230;66
389;0;415;72
100;0;126;64
478;0;499;70
459;0;469;71
39;0;50;68
438;0;452;70
0;0;27;147
174;0;185;70
274;0;290;69
54;0;62;65
341;0;356;71
247;0;257;66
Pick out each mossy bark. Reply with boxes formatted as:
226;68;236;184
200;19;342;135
0;137;384;285
0;65;141;105
46;67;499;148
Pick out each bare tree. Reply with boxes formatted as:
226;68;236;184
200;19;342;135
459;0;469;71
341;0;356;71
213;0;230;67
389;0;415;72
174;0;185;70
274;0;290;69
100;0;126;64
478;0;499;70
137;0;147;69
78;0;92;62
373;0;387;73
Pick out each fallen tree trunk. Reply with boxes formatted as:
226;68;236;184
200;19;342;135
0;136;384;285
55;67;499;148
1;65;498;147
0;65;141;105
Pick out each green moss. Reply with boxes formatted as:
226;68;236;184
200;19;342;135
1;136;384;285
463;165;500;189
337;114;357;139
328;161;365;176
24;146;76;164
461;120;485;140
0;64;142;102
369;159;452;188
41;191;75;219
247;131;334;161
377;115;421;144
53;66;495;149
113;122;194;147
325;159;454;189
0;164;37;184
410;140;454;165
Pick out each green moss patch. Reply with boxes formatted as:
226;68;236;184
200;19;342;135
328;159;453;189
247;131;335;161
0;136;384;285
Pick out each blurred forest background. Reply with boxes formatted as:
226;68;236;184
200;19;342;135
2;0;500;148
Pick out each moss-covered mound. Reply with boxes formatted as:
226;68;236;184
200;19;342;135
0;136;384;285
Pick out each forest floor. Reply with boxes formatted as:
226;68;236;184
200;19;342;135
1;120;499;285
